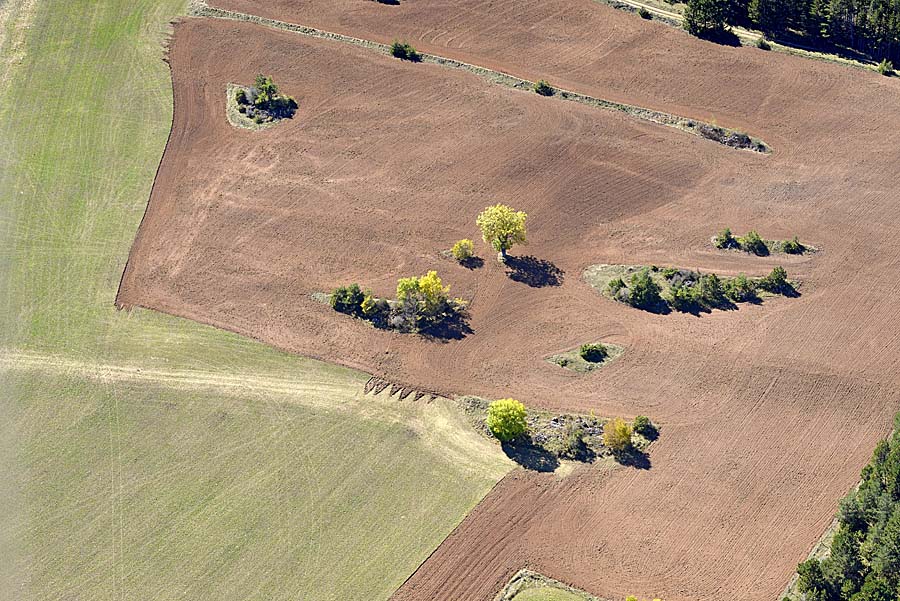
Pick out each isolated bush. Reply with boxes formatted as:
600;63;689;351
533;79;554;96
451;239;474;261
714;227;738;249
486;398;528;442
878;58;894;75
782;236;805;254
579;343;608;363
725;274;758;302
254;74;279;106
740;230;768;255
603;417;633;452
638;6;652;18
632;415;658;440
234;88;248;104
756;36;772;50
759;265;790;293
628;268;662;310
476;204;527;262
390;40;420;61
330;283;365;315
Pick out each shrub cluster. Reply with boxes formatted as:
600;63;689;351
638;6;653;18
610;266;792;313
390;40;420;61
235;75;298;122
791;413;900;601
579;343;608;363
330;271;466;333
533;79;554;96
717;229;807;255
878;58;894;76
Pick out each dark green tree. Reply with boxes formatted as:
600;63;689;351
684;0;732;35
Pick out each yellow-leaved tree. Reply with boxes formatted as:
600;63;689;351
603;418;633;453
486;399;528;442
476;204;527;262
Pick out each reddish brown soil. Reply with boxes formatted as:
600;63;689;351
119;6;900;601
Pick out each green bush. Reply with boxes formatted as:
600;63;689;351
533;79;554;96
486;399;528;442
782;236;805;254
740;230;768;255
234;88;248;104
632;415;658;439
638;6;652;19
668;283;699;312
697;273;727;308
756;36;771;50
330;284;365;315
608;277;626;295
725;274;758;302
390;40;420;61
628;268;662;310
714;227;738;249
558;423;589;459
579;343;608;363
759;266;790;293
451;239;474;261
878;58;894;75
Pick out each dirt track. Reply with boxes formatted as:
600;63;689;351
119;4;900;601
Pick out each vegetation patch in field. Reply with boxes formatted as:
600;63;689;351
784;413;900;601
191;1;771;153
713;228;813;255
226;76;296;130
497;569;603;601
329;272;470;339
584;263;798;314
461;397;656;471
547;342;625;373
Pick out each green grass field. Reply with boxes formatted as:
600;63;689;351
0;1;511;599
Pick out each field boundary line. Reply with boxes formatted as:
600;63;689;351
187;0;770;153
0;348;365;401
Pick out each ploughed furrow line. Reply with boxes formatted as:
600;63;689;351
188;0;770;153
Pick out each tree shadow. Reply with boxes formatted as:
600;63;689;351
697;28;741;47
460;256;484;270
419;310;473;342
612;447;651;470
505;255;564;287
501;439;560;473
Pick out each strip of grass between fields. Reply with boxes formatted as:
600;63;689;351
188;0;770;153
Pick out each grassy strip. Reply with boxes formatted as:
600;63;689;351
190;0;769;153
496;569;606;601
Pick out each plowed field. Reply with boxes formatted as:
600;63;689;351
119;4;900;601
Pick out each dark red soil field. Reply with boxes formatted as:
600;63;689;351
119;4;900;600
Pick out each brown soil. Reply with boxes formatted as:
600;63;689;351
119;6;900;601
